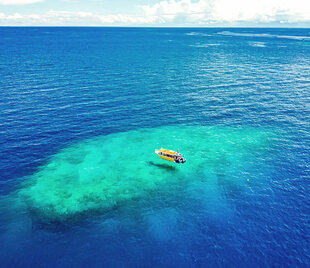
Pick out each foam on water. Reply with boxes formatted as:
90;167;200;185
16;125;274;221
186;32;212;37
249;41;266;47
190;43;221;47
218;31;310;40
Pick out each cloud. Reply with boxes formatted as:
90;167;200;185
0;10;158;26
0;0;43;5
142;0;310;24
0;0;309;26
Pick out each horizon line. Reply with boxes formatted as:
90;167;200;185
1;25;310;28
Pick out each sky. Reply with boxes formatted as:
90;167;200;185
0;0;310;27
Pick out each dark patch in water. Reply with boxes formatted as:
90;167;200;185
148;161;177;171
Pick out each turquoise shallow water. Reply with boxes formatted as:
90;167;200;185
0;27;309;267
17;125;275;221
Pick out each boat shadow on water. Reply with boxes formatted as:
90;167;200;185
148;161;176;171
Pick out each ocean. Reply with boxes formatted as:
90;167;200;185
0;27;309;267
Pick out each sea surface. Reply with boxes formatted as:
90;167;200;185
0;27;309;267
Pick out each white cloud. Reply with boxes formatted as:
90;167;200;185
0;0;309;26
0;0;43;5
142;0;310;24
0;10;158;26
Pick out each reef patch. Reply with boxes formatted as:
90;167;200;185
18;125;274;221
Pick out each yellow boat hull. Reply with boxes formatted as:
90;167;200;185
155;148;186;163
157;154;175;162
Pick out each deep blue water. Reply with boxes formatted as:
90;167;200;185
0;27;309;267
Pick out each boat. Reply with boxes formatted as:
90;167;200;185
155;148;186;163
